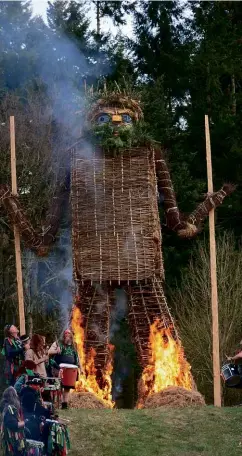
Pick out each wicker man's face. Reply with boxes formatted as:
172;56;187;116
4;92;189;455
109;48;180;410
94;107;133;136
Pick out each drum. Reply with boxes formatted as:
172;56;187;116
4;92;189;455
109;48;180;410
59;363;78;388
221;363;241;386
26;439;45;456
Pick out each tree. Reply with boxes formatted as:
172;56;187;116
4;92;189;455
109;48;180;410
131;1;190;106
0;1;35;91
170;232;242;405
92;1;135;35
47;0;90;52
0;89;66;343
185;1;242;235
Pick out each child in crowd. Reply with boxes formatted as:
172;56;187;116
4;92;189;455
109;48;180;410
0;387;26;456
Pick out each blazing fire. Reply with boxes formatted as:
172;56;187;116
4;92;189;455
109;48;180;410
71;306;114;407
140;319;192;399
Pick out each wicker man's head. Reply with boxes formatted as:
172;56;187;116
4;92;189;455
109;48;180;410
87;93;143;137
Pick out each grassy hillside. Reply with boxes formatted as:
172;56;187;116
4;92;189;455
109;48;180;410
62;406;242;456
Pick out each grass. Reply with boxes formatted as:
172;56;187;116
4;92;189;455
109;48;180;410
61;406;242;456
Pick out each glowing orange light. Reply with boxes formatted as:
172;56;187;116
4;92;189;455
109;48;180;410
71;305;114;407
140;319;192;398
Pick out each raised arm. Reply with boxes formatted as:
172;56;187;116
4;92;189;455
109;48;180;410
0;179;67;256
155;148;235;238
48;341;60;356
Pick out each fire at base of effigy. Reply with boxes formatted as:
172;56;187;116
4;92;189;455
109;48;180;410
70;307;204;409
71;306;114;408
136;319;205;408
137;319;192;407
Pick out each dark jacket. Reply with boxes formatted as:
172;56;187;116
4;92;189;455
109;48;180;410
1;404;25;456
2;338;24;386
20;386;51;419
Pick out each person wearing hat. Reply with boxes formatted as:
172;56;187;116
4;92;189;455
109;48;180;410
14;360;36;395
20;377;51;420
1;325;25;386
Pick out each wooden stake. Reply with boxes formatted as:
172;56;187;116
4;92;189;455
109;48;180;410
10;116;26;336
205;115;221;407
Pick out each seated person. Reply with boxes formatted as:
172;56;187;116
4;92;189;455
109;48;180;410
20;378;51;420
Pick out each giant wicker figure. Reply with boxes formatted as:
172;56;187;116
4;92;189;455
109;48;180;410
0;90;234;397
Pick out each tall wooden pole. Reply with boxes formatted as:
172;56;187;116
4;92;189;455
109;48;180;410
10;116;26;336
205;115;221;407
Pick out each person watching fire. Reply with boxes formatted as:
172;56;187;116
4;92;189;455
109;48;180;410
25;334;48;378
1;325;24;386
48;329;80;409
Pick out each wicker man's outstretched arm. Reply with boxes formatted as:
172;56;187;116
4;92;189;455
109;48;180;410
155;150;236;238
0;183;67;255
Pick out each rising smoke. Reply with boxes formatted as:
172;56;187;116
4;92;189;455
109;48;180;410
4;7;133;396
13;13;112;334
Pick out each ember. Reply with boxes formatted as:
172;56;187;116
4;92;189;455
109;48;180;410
140;319;192;400
71;306;114;407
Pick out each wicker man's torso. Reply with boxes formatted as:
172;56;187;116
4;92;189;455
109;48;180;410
71;146;163;283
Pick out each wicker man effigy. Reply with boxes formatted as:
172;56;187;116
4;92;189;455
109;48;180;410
0;89;235;400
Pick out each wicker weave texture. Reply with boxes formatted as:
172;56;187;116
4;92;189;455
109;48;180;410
71;148;163;283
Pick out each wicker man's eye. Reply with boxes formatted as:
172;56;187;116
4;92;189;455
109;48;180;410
122;114;132;124
97;114;110;124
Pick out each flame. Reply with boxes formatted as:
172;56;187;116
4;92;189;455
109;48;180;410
140;319;192;399
71;305;114;407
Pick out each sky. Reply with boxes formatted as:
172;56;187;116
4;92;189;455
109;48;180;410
31;0;134;37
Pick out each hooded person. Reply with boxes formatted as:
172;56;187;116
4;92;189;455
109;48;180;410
0;386;26;456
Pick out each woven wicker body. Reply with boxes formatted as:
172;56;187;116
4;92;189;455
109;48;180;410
71;144;163;284
70;143;179;373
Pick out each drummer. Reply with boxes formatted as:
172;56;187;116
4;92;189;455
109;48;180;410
227;350;242;362
48;329;80;409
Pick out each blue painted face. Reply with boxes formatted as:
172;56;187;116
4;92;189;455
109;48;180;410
97;114;110;124
122;114;132;124
96;113;133;126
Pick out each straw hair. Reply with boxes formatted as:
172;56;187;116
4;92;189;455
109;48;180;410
87;92;143;123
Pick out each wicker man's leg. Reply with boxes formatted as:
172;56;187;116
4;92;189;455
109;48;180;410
127;277;179;369
77;283;112;384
